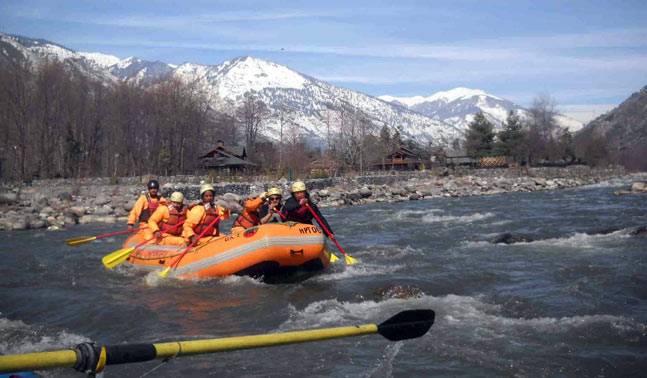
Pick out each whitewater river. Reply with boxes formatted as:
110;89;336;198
1;180;646;377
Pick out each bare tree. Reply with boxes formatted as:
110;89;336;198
236;94;269;152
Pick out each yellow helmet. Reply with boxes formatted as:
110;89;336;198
267;187;282;197
200;183;215;196
291;181;306;193
169;191;184;203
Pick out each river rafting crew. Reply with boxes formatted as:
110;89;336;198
122;180;344;252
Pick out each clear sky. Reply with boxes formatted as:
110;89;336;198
2;0;646;122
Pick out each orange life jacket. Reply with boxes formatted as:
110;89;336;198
233;209;260;229
194;204;220;236
139;194;161;222
160;205;187;236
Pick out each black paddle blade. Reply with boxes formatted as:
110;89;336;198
377;309;435;341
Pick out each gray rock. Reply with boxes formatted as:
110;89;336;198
409;193;420;200
29;219;46;229
95;195;111;206
0;192;18;204
57;192;73;202
318;189;330;198
631;181;647;192
223;193;242;203
96;216;117;224
41;206;55;215
94;205;114;215
533;178;547;186
348;192;362;202
359;187;372;198
69;206;86;217
12;219;28;230
33;194;49;207
123;200;135;212
79;215;98;224
0;218;12;230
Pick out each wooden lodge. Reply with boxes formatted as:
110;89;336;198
372;146;424;171
199;140;256;172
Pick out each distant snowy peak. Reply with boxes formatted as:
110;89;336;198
380;87;500;107
380;87;583;132
212;56;308;100
109;57;174;84
1;33;77;62
79;52;121;68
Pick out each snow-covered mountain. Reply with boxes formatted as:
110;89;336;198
1;33;174;85
5;32;583;148
0;34;116;82
1;33;461;146
380;87;583;133
172;56;461;145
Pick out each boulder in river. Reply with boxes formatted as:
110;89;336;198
374;284;424;300
491;232;535;244
630;226;647;237
631;182;647;192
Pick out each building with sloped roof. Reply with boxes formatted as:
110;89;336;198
199;140;256;172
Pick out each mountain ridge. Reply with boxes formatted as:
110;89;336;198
380;88;583;133
1;32;581;147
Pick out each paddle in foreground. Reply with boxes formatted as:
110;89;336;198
0;309;434;374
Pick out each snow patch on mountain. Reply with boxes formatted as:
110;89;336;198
380;87;582;133
79;52;121;68
172;57;462;146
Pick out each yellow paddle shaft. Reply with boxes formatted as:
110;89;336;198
0;324;378;373
0;350;78;372
154;324;378;357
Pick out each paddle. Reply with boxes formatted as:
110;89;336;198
66;228;139;247
305;203;357;265
158;215;221;278
101;221;184;270
0;309;434;374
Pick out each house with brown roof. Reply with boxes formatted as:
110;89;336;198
199;140;256;172
371;146;424;171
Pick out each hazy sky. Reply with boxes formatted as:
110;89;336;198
2;0;646;122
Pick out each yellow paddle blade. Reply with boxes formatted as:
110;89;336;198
329;252;340;263
66;236;96;246
344;254;358;265
102;247;135;269
158;266;172;278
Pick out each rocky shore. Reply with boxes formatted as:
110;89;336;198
0;166;642;232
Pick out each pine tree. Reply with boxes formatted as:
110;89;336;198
497;110;526;161
465;111;495;157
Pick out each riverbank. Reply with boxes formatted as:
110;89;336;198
0;166;642;231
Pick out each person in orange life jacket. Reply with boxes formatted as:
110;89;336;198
127;179;165;230
259;187;285;224
144;191;187;246
182;183;230;246
283;181;333;236
231;191;268;234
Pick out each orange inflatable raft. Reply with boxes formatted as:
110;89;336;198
122;222;331;281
